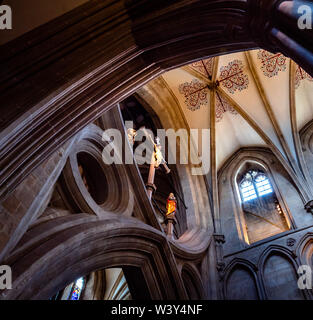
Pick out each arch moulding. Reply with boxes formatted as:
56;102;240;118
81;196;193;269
1;0;312;199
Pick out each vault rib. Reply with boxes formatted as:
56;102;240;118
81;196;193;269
244;51;299;173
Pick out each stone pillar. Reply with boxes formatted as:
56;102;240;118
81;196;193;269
269;27;313;78
214;234;226;273
213;234;226;298
165;212;177;240
251;0;313;77
275;0;313;42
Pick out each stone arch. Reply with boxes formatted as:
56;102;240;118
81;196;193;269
258;246;305;300
300;120;313;155
180;263;205;300
0;213;187;300
233;158;292;244
217;147;301;251
1;0;312;200
297;232;313;268
223;258;261;300
300;120;313;186
58;123;134;217
222;147;306;208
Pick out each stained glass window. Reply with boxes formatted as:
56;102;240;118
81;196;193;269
69;277;84;300
255;174;273;196
238;168;289;244
239;170;273;202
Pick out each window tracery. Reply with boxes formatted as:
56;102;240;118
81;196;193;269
237;167;289;244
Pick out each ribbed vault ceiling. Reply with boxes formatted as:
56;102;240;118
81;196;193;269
160;49;313;173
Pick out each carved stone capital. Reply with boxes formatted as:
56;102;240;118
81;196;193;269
164;213;177;224
145;183;157;194
216;261;226;272
213;234;226;244
305;200;313;214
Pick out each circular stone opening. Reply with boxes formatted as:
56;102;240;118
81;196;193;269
77;152;108;205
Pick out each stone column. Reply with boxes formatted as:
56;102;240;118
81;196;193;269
252;0;313;77
213;234;226;298
165;212;177;240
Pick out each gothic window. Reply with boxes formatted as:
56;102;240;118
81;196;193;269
68;277;85;300
239;170;273;202
237;167;289;244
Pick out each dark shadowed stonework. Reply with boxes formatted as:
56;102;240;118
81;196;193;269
0;0;313;300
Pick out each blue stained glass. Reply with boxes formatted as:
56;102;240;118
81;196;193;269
240;170;273;202
70;288;80;300
69;277;84;300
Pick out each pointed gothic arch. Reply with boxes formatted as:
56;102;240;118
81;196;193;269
223;258;261;300
0;214;188;300
234;161;291;244
258;245;306;300
218;147;299;250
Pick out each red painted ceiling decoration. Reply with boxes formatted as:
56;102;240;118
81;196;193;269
178;59;245;121
215;93;237;122
218;60;249;94
178;78;238;121
257;50;287;77
178;79;208;111
190;58;214;79
178;58;244;122
295;65;313;89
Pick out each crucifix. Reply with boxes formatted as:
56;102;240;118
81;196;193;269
127;127;177;238
127;127;170;199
